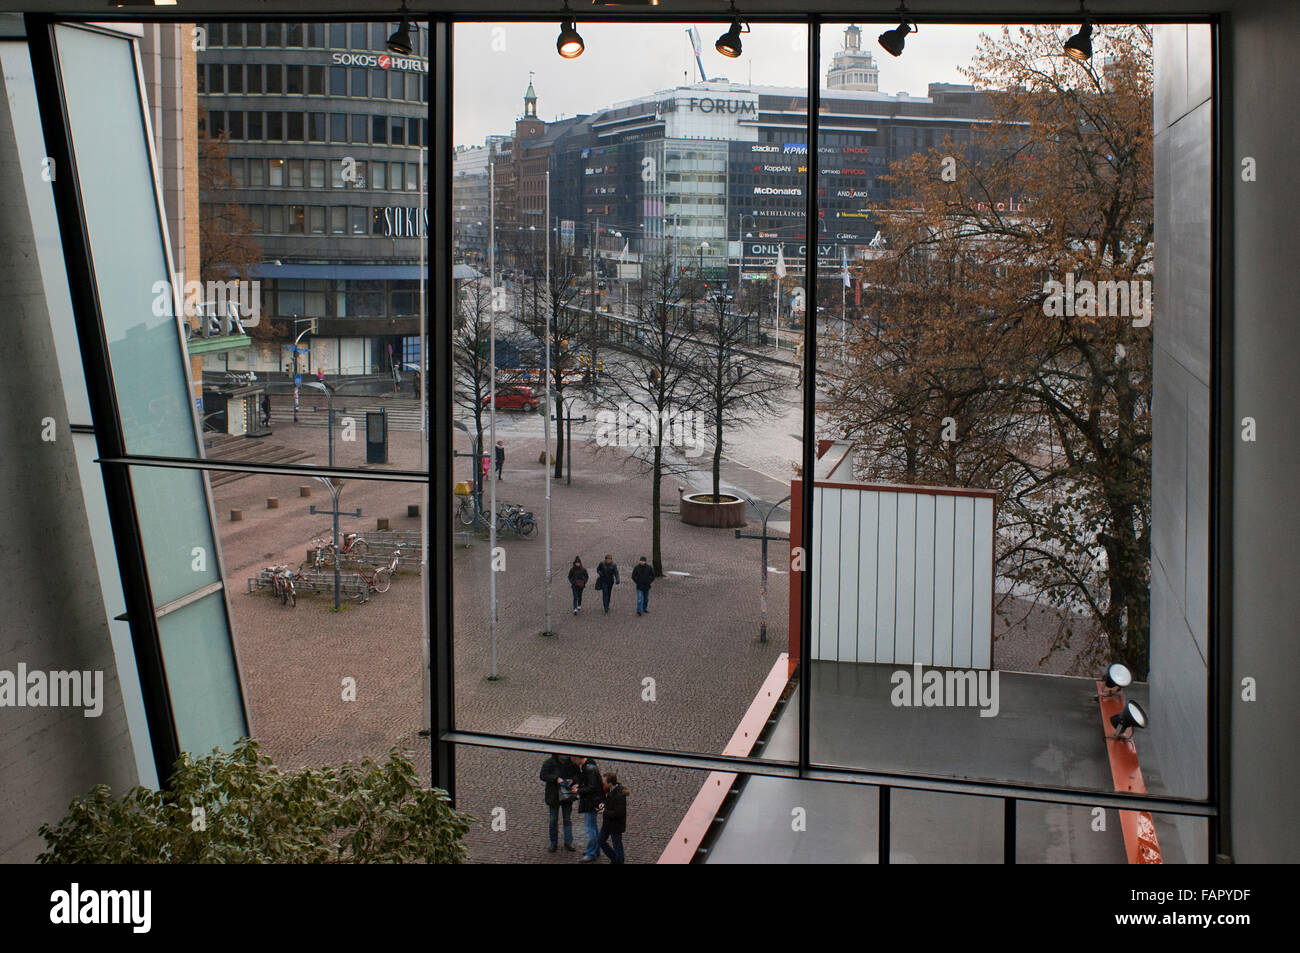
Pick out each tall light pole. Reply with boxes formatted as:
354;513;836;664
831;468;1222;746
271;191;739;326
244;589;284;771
488;158;500;680
543;170;556;638
735;493;791;643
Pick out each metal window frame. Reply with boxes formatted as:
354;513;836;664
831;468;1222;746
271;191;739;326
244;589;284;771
24;8;1225;864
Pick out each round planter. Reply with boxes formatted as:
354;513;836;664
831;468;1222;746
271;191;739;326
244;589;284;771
679;491;747;529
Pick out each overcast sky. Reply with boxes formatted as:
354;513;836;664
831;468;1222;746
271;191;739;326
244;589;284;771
452;22;1001;148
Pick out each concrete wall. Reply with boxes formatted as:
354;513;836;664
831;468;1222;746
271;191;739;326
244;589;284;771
1223;0;1300;864
0;57;140;863
1149;23;1213;863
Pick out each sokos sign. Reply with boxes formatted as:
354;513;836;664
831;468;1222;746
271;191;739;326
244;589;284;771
330;51;428;73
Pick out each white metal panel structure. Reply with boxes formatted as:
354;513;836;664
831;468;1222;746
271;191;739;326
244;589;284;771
812;482;996;669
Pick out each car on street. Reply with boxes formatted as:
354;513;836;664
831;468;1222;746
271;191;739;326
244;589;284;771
482;385;539;412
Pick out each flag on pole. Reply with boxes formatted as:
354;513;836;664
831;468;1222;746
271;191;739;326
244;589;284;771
687;27;708;82
620;240;629;264
842;249;851;288
775;246;787;278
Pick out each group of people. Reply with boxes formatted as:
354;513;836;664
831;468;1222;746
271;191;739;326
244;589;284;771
567;554;657;616
539;754;630;863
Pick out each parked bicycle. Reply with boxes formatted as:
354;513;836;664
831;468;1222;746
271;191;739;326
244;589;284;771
311;532;368;568
355;547;403;603
268;563;306;607
496;502;538;538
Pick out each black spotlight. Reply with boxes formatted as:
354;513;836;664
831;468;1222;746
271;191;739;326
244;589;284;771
1101;662;1133;697
1064;15;1094;62
1110;699;1148;739
387;19;414;56
557;8;584;59
878;20;916;58
716;2;750;58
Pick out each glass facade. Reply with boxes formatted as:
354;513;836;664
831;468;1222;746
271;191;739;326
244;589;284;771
12;12;1222;866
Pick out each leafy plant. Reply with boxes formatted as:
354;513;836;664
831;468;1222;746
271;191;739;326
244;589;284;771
37;739;473;864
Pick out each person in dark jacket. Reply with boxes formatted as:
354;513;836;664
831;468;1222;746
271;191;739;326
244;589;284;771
261;394;272;427
495;440;505;480
595;554;620;614
540;753;579;852
568;557;589;614
572;755;604;862
598;772;629;864
631;556;654;615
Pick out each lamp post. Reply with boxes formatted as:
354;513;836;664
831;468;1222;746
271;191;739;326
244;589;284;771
734;493;791;643
543;171;556;638
488;158;500;680
310;477;360;611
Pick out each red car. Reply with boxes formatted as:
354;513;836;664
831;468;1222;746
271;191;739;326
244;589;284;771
483;386;538;412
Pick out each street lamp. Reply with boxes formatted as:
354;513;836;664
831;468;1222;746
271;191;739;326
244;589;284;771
302;379;335;467
735;493;791;643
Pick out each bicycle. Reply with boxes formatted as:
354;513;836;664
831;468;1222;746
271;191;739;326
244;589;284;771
268;564;305;607
355;548;402;603
311;532;368;568
496;503;538;539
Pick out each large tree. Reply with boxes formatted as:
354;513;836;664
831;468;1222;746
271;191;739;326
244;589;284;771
518;260;585;481
827;25;1154;676
197;115;266;336
600;254;703;575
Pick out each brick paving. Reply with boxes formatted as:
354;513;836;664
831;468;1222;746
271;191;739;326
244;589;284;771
212;402;790;863
212;391;1090;864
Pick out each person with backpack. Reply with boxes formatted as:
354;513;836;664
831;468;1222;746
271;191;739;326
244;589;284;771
540;752;579;853
572;755;604;862
568;557;589;614
595;554;620;614
598;772;629;864
631;556;654;616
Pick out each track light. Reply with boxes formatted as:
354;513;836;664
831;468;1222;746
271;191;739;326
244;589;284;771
878;5;917;58
557;4;584;59
1100;662;1133;698
1110;700;1148;740
1064;3;1094;61
716;2;751;59
387;8;414;56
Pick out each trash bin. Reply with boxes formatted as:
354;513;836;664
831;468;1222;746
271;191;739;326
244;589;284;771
366;409;388;464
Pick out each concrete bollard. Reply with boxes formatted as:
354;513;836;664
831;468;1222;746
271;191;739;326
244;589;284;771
407;504;420;518
377;517;391;531
299;486;311;497
267;498;279;509
230;509;243;521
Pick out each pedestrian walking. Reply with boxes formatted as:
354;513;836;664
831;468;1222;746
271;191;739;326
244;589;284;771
540;752;579;853
631;556;654;616
261;393;271;427
568;557;588;614
495;440;505;480
572;755;603;862
598;772;629;864
595;554;620;614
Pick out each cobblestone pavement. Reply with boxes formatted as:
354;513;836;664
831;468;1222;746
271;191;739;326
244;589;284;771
214;389;1090;864
212;409;789;864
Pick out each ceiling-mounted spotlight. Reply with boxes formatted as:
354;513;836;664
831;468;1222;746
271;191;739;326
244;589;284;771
1110;699;1148;740
387;4;415;56
1100;662;1133;698
557;3;585;59
716;2;751;59
1064;3;1094;61
878;4;917;58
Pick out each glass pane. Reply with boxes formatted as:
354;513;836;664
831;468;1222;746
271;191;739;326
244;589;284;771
156;589;248;754
451;20;805;761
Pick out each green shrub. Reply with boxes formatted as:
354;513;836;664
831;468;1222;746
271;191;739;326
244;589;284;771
38;739;473;864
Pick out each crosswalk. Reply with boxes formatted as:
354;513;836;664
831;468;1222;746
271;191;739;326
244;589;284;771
271;395;426;432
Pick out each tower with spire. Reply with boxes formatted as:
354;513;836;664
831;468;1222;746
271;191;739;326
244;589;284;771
826;24;879;91
516;71;544;140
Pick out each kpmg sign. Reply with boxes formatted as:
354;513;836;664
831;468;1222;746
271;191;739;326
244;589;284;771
330;51;428;73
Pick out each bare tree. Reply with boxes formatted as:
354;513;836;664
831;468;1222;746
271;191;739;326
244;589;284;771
597;255;705;575
694;294;785;501
518;259;584;480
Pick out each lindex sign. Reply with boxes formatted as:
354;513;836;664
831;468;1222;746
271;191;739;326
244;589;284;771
330;51;428;72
